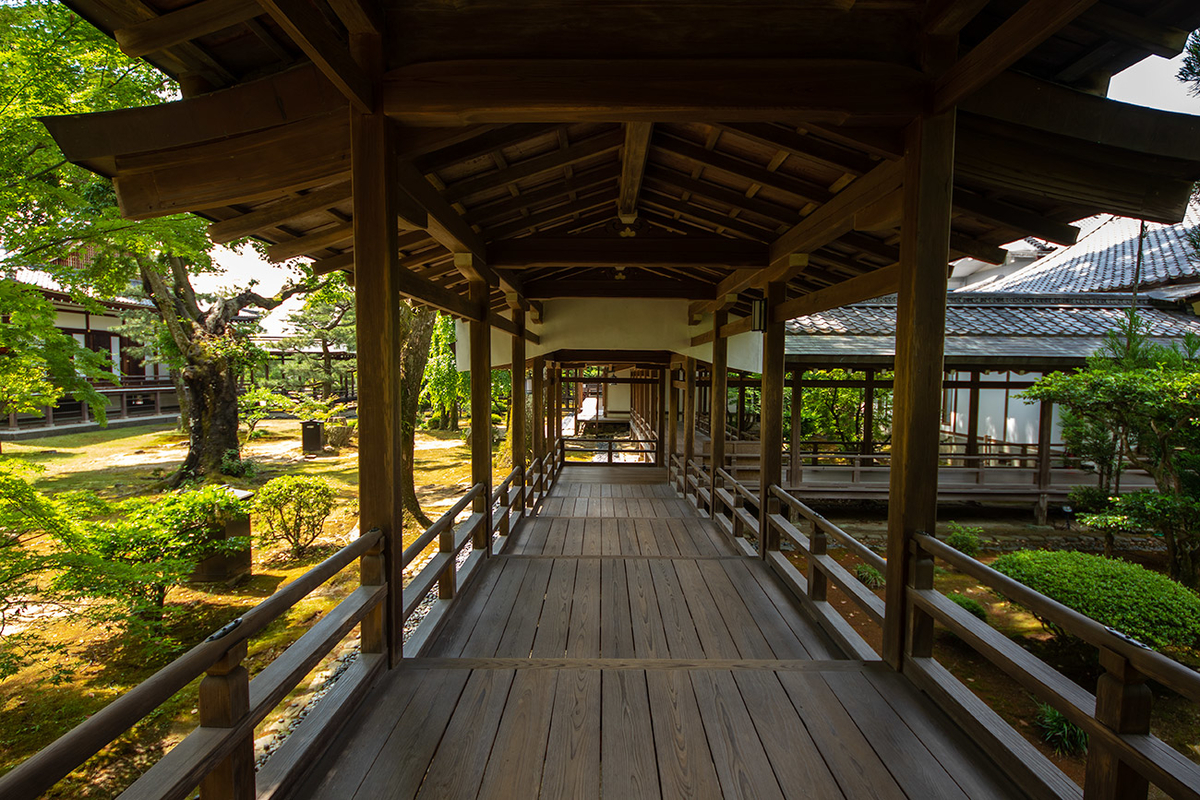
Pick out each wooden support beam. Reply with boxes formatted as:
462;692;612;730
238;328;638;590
521;277;713;300
759;281;787;553
208;182;351;244
667;367;679;461
883;109;956;670
463;168;616;225
115;0;264;57
395;160;486;261
1074;3;1190;59
488;238;769;269
326;0;382;35
483;190;619;240
618;123;654;223
489;312;540;345
952;189;1079;246
395;265;479;320
443;130;624;203
382;59;926;125
770;263;900;324
41;63;346;165
642;192;775;241
683;357;696;467
310;251;354;276
645;165;796;224
266;222;354;262
468;281;493;552
258;0;373;114
949;232;1007;266
716;123;879;176
350;33;402;662
934;0;1101;112
922;0;990;36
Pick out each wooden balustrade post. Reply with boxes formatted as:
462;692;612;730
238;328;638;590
862;368;876;467
807;520;827;602
1084;648;1152;800
198;640;254;800
438;513;457;600
711;310;728;514
360;535;386;656
655;370;667;466
907;540;935;659
683;357;696;472
511;310;526;522
759;280;786;557
667;366;679;464
468;279;493;553
731;487;745;543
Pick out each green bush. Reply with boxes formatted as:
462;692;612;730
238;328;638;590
1035;703;1088;757
855;563;885;589
254;475;335;560
1066;485;1113;515
944;521;983;557
220;448;257;478
947;592;988;622
991;550;1200;651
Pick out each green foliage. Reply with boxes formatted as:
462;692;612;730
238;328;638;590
1081;491;1200;582
421;314;467;430
944;521;983;557
220;448;257;478
947;592;988;622
991;550;1200;652
1035;703;1088;757
854;563;885;589
276;273;356;397
1179;31;1200;96
0;279;115;421
253;475;335;560
238;387;295;434
292;395;346;424
1066;485;1113;515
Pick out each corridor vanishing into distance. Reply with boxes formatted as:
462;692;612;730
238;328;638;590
295;466;1025;800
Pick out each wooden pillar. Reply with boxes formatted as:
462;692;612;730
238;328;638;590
532;355;546;500
1035;399;1054;525
469;280;493;552
710;311;729;506
862;368;876;467
736;379;746;439
198;641;253;800
350;36;402;662
759;281;786;555
789;370;802;486
683;356;696;467
552;366;563;456
882;108;956;670
511;310;526;520
80;399;90;423
667;366;679;459
966;370;981;461
656;370;668;466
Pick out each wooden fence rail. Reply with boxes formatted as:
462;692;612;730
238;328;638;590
692;469;1200;800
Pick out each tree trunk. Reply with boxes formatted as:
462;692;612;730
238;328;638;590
399;306;438;527
177;358;241;480
170;368;191;434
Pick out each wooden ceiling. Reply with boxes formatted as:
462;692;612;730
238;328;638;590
44;0;1200;326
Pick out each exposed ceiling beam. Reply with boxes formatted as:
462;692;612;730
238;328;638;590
1073;3;1191;59
114;0;264;57
949;232;1007;265
412;124;563;173
951;189;1079;246
395;160;486;259
442;130;623;203
395;265;479;321
617;123;654;223
326;0;383;35
484;191;618;240
771;264;900;324
934;0;1101;112
267;221;354;262
310;251;354;276
258;0;373;113
656;135;835;206
490;312;540;344
922;0;991;36
641;192;774;242
463;168;616;225
207;181;351;244
522;276;714;300
645;166;795;225
714;123;879;176
488;238;769;269
381;59;925;125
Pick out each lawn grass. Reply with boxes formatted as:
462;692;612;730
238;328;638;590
0;416;505;797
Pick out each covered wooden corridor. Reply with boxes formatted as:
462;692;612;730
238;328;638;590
293;466;1022;800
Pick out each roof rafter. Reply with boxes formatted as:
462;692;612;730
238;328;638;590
114;0;264;57
258;0;373;113
617;123;654;223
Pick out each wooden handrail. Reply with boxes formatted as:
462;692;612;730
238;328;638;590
0;527;383;800
402;484;484;569
770;486;885;571
914;532;1200;703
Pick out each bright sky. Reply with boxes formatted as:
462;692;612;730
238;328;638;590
201;50;1200;332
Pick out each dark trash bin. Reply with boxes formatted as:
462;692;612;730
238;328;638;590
301;420;325;453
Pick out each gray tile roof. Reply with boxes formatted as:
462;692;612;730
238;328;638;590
957;202;1200;294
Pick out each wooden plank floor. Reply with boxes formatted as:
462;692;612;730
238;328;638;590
291;466;1028;800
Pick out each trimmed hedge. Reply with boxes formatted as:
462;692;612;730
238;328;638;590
990;550;1200;651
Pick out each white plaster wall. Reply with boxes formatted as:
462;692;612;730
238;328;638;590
606;368;632;412
947;370;1062;446
456;298;763;372
57;311;87;329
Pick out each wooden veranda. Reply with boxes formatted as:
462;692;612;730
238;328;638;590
8;1;1200;799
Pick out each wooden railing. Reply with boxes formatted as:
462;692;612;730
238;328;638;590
0;454;547;800
0;528;388;800
692;469;1200;800
563;436;658;464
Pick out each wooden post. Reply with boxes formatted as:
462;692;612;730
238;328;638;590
469;280;493;553
683;356;696;469
198;641;254;800
154;389;162;415
966;370;981;468
882;108;956;671
710;310;728;512
1084;648;1152;800
361;534;385;655
1035;399;1054;525
667;367;679;463
759;281;786;555
511;310;526;525
350;33;401;663
736;379;746;439
656;370;668;466
862;368;876;467
789;370;802;486
532;355;545;504
552;366;563;464
807;520;827;602
81;398;90;423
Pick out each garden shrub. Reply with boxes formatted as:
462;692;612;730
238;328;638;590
1066;485;1113;515
854;563;885;589
947;592;988;622
220;448;257;478
254;475;336;560
944;521;982;557
990;549;1200;652
1035;703;1088;757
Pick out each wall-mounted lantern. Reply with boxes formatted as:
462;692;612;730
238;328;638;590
750;298;768;332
